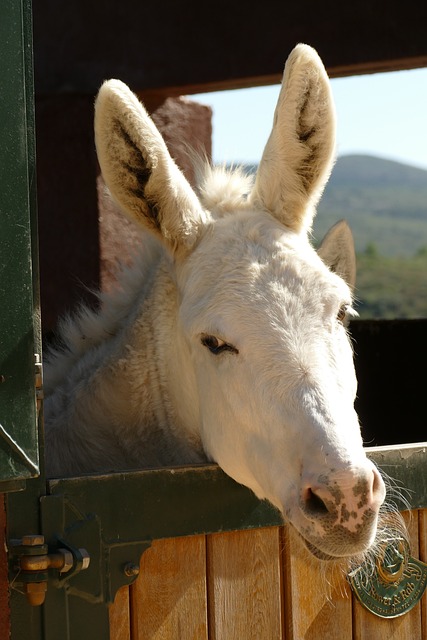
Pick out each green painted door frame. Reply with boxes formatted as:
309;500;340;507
0;0;41;489
1;2;46;638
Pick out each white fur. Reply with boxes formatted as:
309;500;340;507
45;45;386;561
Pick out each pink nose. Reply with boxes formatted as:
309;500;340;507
302;465;385;522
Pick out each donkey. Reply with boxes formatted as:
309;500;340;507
44;44;387;561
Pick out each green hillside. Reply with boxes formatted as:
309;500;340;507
354;252;427;319
313;155;427;319
314;154;427;258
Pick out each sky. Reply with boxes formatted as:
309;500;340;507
191;67;427;171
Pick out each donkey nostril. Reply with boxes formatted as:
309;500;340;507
304;488;329;516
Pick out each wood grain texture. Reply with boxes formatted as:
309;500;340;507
283;523;352;640
109;510;427;639
207;526;283;640
130;536;208;640
352;510;422;640
109;585;130;640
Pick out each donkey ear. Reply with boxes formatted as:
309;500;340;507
250;44;336;234
317;220;356;289
94;80;207;255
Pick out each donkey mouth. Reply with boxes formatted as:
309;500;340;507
301;534;369;563
302;537;337;561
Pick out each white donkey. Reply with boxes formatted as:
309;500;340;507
45;44;387;562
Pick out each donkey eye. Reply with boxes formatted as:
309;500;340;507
337;304;349;323
201;335;239;355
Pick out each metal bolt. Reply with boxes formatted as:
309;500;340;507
23;581;47;607
57;549;74;574
19;549;74;574
79;548;90;571
123;562;140;578
22;534;45;546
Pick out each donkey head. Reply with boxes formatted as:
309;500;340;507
95;44;385;560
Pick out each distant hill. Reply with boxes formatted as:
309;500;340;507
238;154;427;257
315;154;427;257
325;154;427;189
234;155;427;318
310;155;427;317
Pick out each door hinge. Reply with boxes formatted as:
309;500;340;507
9;534;90;606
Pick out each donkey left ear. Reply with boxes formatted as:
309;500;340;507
250;44;336;234
94;79;207;257
317;220;356;289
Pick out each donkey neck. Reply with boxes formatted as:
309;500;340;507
103;255;204;461
45;249;204;476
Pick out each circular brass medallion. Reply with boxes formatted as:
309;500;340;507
349;535;427;618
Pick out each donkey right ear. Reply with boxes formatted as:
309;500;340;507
94;80;208;255
317;220;356;289
250;44;336;235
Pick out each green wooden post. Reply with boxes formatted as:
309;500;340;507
0;0;41;487
1;1;45;638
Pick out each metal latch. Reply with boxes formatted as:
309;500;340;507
10;534;90;606
34;353;43;415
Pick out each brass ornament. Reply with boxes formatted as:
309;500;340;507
349;534;427;618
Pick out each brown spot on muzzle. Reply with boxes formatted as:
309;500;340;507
353;476;370;509
340;504;351;524
299;470;381;559
301;508;377;560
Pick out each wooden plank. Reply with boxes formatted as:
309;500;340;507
109;586;130;640
283;524;352;639
207;526;283;640
33;1;427;95
418;510;427;640
130;536;208;640
352;510;422;639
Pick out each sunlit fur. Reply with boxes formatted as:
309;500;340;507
44;44;393;562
